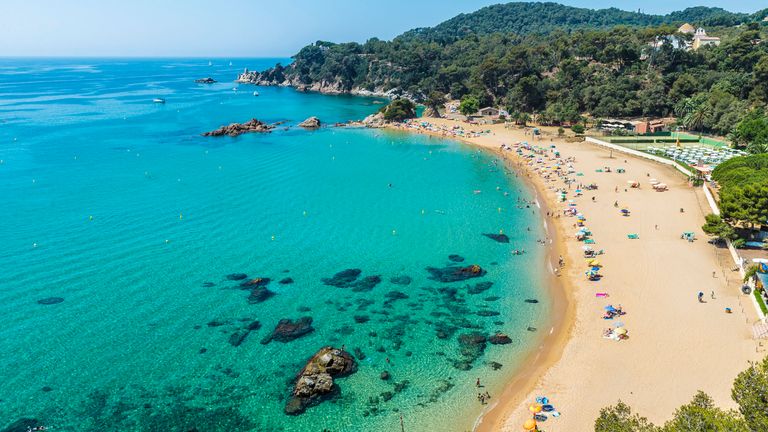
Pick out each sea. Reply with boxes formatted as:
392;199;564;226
0;58;549;432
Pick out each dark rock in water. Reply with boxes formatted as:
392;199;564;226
468;281;494;294
527;327;538;332
457;332;487;366
37;297;64;305
489;332;513;345
380;371;390;381
489;361;503;370
298;306;312;312
240;277;271;288
484;296;501;302
228;331;250;347
245;320;262;331
483;233;510;243
384;291;409;304
353;275;382;292
476;310;500;317
284;347;357;415
525;299;540;304
390;275;412;285
202;281;216;287
448;254;465;263
1;418;40;432
226;273;248;281
493;321;505;326
199;348;207;354
353;315;370;324
322;269;362;288
195;77;217;84
207;320;229;327
261;317;314;344
393;380;410;393
203;118;275;137
279;277;294;285
380;390;394;402
451;360;473;371
405;351;413;357
427;265;486;283
248;287;276;304
41;386;53;392
298;116;321;129
354;347;366;360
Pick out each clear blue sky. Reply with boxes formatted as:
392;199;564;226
0;0;762;57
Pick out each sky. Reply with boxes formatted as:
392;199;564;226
0;0;763;57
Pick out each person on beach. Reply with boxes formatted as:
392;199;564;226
476;378;481;387
698;292;705;303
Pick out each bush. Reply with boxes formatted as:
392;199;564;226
381;99;416;121
572;124;585;134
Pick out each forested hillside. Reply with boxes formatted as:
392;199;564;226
242;2;768;142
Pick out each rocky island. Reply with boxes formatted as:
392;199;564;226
194;77;217;84
285;346;357;415
298;116;321;129
202;119;275;137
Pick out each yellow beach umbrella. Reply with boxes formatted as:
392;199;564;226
523;419;537;431
528;404;543;414
615;327;628;336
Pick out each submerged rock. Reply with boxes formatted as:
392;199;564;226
284;347;357;415
1;419;40;432
525;299;539;304
228;321;261;347
226;273;248;281
279;277;294;285
247;287;276;304
353;315;370;324
489;332;513;345
476;310;500;317
484;296;501;302
483;233;510;243
488;361;503;370
37;297;64;305
390;275;412;285
448;254;465;263
322;269;362;288
468;281;494;294
298;116;321;129
426;265;487;283
240;277;271;288
202;281;216;287
380;371;390;381
203;119;275;137
261;317;314;344
455;332;488;368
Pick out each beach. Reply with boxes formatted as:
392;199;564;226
391;118;763;431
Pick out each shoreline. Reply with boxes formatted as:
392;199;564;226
385;117;762;431
382;123;576;432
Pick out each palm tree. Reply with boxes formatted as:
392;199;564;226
747;140;768;155
684;103;710;137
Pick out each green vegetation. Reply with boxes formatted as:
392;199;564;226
255;4;768;151
595;355;768;431
702;214;737;242
459;95;480;116
380;98;416;121
711;154;768;229
754;288;768;315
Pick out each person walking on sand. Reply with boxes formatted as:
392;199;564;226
698;291;705;303
476;378;481;387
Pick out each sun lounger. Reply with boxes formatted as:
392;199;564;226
627;234;639;239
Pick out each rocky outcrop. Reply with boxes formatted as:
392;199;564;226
261;317;315;344
362;112;387;128
202;119;275;137
426;264;487;283
284;347;357;415
483;233;510;243
37;297;64;305
298;117;321;129
195;77;217;84
489;332;513;345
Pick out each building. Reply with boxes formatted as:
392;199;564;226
692;28;721;50
633;119;667;134
476;107;500;117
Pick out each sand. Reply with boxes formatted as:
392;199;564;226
389;118;762;431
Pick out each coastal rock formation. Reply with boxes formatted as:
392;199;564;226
362;112;387;128
37;297;64;305
483;233;510;243
426;264;487;283
1;418;40;432
322;269;381;292
240;277;271;288
195;77;217;84
202;119;275;137
261;317;315;344
226;273;248;281
455;332;488;369
489;332;513;345
298;117;321;129
247;286;276;304
284;346;357;415
228;320;261;347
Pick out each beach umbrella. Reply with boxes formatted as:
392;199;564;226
615;327;628;335
528;404;543;414
523;419;537;431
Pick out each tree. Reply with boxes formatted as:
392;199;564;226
719;184;768;229
732;357;768;431
572;124;586;134
595;401;658;432
702;214;737;242
661;391;749;431
459;95;480;116
426;91;447;117
381;99;417;121
732;109;768;153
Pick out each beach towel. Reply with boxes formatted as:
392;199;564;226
627;234;639;239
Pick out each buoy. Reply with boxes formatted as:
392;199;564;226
392;229;397;236
179;213;183;220
32;243;37;248
303;211;308;217
89;215;94;221
498;207;502;213
165;239;170;244
421;209;425;215
499;229;504;234
332;156;335;161
271;235;276;241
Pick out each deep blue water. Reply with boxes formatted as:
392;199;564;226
0;58;548;432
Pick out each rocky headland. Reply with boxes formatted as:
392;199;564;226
202;119;276;137
285;346;358;415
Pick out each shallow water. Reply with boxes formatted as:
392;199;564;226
0;58;549;432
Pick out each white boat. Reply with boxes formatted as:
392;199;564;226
153;98;166;104
253;91;259;96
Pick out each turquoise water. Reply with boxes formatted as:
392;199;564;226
0;59;548;431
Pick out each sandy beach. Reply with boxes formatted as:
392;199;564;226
390;118;762;431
